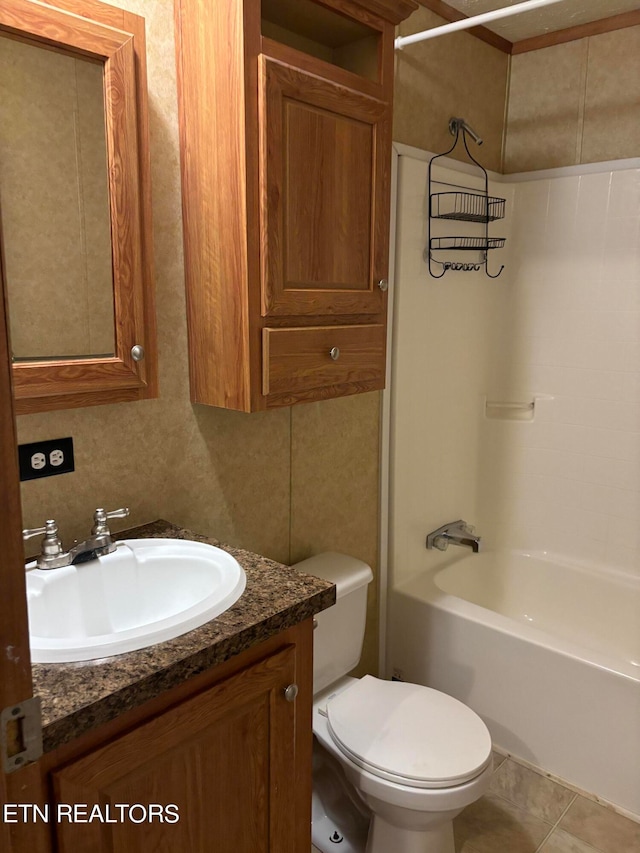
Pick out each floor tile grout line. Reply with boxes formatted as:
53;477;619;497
532;792;578;853
552;791;578;830
533;824;556;853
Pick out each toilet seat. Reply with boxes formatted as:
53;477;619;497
325;676;492;790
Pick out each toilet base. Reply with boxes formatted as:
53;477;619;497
312;738;370;853
366;814;455;853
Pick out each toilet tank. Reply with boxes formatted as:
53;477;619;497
291;552;373;694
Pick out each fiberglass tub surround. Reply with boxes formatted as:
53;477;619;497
389;150;640;819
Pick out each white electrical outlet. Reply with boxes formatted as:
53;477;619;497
19;437;74;481
31;452;46;470
50;449;64;467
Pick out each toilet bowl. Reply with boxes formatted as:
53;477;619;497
314;676;492;853
293;553;492;853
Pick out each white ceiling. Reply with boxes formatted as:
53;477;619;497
440;0;640;42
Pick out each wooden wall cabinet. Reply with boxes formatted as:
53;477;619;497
2;0;157;415
175;0;417;411
44;623;313;853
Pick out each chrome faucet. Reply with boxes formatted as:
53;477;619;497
23;507;130;570
426;520;481;553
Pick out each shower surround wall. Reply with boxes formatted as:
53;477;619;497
390;150;640;586
485;164;640;573
389;152;513;589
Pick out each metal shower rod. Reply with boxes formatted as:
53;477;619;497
395;0;566;49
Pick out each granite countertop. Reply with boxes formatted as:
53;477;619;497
31;520;336;753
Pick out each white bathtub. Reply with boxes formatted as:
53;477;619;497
388;550;640;817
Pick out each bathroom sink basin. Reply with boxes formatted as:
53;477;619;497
26;538;246;663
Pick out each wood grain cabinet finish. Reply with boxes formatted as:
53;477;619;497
51;645;304;853
175;0;417;411
263;324;385;397
260;57;388;318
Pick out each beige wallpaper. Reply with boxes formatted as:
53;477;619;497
290;392;381;677
0;38;113;360
393;5;509;173
15;0;382;673
504;25;640;172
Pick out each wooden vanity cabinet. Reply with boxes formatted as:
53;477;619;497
43;622;313;853
174;0;417;411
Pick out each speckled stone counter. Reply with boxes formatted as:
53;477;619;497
31;520;336;753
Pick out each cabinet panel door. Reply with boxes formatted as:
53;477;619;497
52;646;299;853
259;56;390;317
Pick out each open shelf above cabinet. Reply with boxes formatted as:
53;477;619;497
261;0;380;81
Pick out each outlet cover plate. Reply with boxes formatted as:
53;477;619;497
18;437;75;481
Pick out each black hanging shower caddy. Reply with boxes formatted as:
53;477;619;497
427;118;505;278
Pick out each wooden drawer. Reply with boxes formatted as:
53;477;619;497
263;324;385;396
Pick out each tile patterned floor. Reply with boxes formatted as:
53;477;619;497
311;751;640;853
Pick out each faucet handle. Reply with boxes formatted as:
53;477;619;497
91;507;130;536
23;519;66;567
23;523;49;542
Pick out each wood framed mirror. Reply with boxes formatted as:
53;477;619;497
0;0;157;414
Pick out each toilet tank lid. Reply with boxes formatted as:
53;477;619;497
291;552;373;598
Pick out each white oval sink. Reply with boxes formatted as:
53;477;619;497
26;538;246;663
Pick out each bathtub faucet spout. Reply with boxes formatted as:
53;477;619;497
426;520;481;553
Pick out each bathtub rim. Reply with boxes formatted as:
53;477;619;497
395;549;640;685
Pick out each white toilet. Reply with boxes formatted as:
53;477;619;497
293;553;493;853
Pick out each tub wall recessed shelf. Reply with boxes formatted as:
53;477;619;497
484;399;535;421
427;118;506;279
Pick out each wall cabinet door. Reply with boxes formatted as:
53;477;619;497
51;645;301;852
259;56;389;318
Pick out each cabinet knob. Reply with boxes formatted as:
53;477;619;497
377;278;389;291
284;683;299;702
329;347;340;361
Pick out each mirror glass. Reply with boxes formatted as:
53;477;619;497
0;35;115;362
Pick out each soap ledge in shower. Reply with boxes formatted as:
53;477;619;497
483;394;555;421
485;400;534;421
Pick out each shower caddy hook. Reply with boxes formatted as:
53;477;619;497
426;118;505;279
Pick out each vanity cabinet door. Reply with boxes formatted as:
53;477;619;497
51;645;303;853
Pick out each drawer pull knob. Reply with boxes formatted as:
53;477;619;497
377;278;389;291
284;683;299;702
329;347;340;361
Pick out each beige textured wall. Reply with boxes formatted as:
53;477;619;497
504;25;640;172
290;393;381;677
393;5;510;172
14;0;382;674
